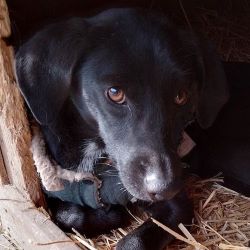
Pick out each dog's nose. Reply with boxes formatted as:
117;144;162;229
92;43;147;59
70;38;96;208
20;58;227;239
144;173;181;201
144;173;168;200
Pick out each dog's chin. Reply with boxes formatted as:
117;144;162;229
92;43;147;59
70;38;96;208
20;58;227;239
121;182;181;203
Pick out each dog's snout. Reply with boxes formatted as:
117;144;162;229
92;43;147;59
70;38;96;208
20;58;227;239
144;173;168;200
121;151;183;201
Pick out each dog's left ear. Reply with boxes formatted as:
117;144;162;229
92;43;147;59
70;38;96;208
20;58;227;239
195;40;229;129
15;18;91;125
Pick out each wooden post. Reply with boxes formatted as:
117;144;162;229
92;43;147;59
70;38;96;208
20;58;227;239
0;0;44;206
0;1;82;248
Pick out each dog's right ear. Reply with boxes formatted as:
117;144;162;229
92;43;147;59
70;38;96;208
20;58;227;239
195;39;229;129
15;18;90;125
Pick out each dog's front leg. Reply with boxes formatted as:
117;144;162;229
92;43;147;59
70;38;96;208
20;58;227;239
117;191;193;250
48;198;131;237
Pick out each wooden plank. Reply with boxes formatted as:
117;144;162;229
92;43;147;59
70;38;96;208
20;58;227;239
0;148;9;185
0;0;45;206
0;0;10;38
0;185;82;250
0;233;19;250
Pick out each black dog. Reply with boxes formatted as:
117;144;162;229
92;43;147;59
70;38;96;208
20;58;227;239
15;8;231;249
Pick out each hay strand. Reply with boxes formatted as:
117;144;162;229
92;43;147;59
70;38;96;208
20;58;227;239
152;218;208;250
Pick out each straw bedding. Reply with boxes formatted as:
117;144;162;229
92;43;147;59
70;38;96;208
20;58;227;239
2;176;249;249
68;176;249;250
171;0;250;63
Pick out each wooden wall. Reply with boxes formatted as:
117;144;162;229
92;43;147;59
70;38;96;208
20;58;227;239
0;1;81;248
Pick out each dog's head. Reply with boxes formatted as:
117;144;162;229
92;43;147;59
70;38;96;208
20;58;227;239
16;9;229;202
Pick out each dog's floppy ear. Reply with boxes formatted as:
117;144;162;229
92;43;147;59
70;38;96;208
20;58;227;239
195;39;229;129
15;18;90;125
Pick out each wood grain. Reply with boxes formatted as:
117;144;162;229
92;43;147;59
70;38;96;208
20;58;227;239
0;148;9;185
0;0;44;206
0;0;10;38
0;185;82;250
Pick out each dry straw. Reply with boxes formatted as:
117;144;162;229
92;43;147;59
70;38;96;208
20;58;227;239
70;176;250;250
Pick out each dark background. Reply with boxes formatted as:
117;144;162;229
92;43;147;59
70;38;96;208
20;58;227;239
6;0;250;62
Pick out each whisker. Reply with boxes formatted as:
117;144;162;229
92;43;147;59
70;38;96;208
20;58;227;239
102;172;118;176
101;169;117;173
95;162;113;167
97;156;109;159
117;188;128;200
119;186;126;191
100;174;119;177
127;103;133;118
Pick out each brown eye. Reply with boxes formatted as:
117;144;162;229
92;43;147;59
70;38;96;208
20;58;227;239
107;86;126;104
174;90;188;105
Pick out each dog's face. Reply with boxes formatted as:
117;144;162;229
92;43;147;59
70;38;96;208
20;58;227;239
72;32;197;201
16;9;229;202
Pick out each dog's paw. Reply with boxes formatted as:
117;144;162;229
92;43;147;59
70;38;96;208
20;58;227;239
116;234;146;250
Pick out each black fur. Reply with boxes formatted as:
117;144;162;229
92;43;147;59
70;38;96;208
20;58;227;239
15;8;231;249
